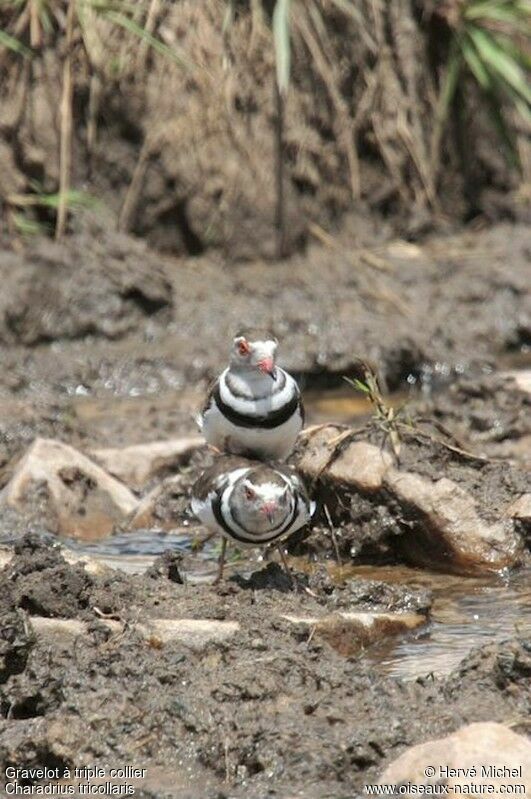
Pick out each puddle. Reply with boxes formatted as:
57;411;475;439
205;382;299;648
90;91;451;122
346;564;531;679
1;354;529;682
61;529;531;681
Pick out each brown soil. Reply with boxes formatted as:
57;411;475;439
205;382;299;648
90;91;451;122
0;537;529;799
0;211;529;796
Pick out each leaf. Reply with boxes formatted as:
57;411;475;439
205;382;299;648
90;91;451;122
343;376;371;394
466;0;530;28
436;36;464;124
273;0;291;95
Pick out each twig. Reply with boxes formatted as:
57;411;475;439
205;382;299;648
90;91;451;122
118;135;157;232
323;503;341;566
55;0;75;241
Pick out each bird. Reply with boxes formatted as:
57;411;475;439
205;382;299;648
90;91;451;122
198;330;304;461
191;456;315;583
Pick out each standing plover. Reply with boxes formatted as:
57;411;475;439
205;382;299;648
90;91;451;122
199;331;304;460
191;456;315;582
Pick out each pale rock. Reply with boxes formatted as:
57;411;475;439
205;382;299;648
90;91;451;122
506;493;531;523
0;438;138;540
385;469;522;573
380;722;531;797
297;425;392;491
89;437;203;490
295;425;522;574
281;610;425;655
30;616;240;651
506;369;531;395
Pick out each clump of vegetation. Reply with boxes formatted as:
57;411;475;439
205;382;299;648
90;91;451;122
0;0;529;252
0;0;190;238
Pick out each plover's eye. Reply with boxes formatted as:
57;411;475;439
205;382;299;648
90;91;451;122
244;486;255;500
237;339;251;356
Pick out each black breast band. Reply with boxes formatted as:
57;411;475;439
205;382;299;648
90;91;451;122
214;386;300;429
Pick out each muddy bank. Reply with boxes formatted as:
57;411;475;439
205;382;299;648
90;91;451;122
0;538;529;799
1;2;526;261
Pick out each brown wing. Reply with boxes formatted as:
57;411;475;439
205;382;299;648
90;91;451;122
200;376;220;418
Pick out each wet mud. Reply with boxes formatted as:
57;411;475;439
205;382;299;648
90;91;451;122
0;538;529;799
0;219;529;796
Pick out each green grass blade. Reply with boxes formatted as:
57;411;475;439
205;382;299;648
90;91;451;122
462;34;492;89
102;9;196;70
273;0;291;95
467;27;531;105
437;37;463;122
0;28;32;57
36;190;98;210
343;376;371;394
465;1;530;28
12;213;50;236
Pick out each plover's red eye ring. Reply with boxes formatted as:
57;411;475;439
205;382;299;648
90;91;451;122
238;339;251;356
244;486;255;500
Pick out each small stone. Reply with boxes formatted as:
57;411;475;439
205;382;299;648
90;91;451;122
281;610;425;655
380;722;531;795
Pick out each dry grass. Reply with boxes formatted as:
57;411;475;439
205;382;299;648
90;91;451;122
0;0;528;249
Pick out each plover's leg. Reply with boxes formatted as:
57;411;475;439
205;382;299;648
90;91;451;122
276;544;294;588
213;537;227;585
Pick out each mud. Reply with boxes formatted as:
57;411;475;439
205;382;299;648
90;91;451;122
0;214;529;795
0;538;528;798
0;220;529;462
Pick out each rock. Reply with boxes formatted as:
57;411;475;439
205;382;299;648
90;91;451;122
506;369;531;395
506;494;531;523
0;438;138;540
385;469;521;573
295;425;523;574
380;722;531;797
30;616;240;650
0;714;83;775
89;437;203;490
297;425;392;491
282;610;425;655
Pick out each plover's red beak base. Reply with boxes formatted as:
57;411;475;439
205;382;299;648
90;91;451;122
262;501;277;524
258;358;276;379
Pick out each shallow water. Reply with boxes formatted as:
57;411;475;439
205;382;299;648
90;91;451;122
63;529;531;681
2;359;530;681
348;564;531;679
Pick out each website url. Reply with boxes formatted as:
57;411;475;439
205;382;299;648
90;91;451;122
364;784;526;796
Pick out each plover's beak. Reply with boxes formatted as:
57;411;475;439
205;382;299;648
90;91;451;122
258;358;276;379
261;501;277;524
